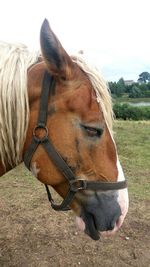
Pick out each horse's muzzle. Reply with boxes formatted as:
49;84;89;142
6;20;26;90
79;191;121;240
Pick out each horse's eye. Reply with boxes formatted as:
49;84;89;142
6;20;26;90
81;124;103;138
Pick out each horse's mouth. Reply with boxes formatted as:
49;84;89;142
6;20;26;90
76;208;121;240
76;214;100;240
83;213;100;240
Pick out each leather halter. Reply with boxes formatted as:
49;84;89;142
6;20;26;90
24;71;127;211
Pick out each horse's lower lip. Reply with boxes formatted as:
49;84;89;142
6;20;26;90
82;213;100;240
85;224;100;240
76;215;100;240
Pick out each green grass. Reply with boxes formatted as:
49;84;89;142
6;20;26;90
114;120;150;200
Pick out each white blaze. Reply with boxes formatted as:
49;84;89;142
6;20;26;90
116;158;129;228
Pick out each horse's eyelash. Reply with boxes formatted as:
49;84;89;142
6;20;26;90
80;124;103;138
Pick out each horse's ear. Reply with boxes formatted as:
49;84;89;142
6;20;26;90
40;19;74;80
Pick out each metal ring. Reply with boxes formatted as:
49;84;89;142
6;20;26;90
70;180;87;192
33;125;48;143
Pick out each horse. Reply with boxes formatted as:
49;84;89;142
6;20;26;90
0;19;128;240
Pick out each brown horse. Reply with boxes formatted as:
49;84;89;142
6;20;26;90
0;19;128;240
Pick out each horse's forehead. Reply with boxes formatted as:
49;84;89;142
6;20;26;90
28;63;104;122
63;80;103;122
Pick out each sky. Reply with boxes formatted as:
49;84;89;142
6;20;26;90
0;0;150;82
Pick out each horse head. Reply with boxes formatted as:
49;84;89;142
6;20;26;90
24;19;128;240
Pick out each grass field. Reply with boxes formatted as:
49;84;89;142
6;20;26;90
114;120;150;200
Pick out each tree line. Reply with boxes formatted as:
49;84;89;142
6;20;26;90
109;72;150;98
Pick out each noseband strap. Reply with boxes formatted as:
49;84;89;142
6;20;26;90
24;71;127;211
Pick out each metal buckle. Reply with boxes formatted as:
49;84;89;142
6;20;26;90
33;124;48;143
70;180;87;192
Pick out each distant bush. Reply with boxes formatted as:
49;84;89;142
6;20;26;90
113;103;150;120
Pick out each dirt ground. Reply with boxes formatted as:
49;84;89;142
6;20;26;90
0;164;150;267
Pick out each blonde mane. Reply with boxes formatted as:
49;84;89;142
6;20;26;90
72;55;113;131
0;42;39;168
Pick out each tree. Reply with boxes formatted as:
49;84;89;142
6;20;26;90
108;82;118;95
147;82;150;90
117;78;125;89
129;85;142;98
138;72;150;83
139;83;150;97
116;78;126;96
